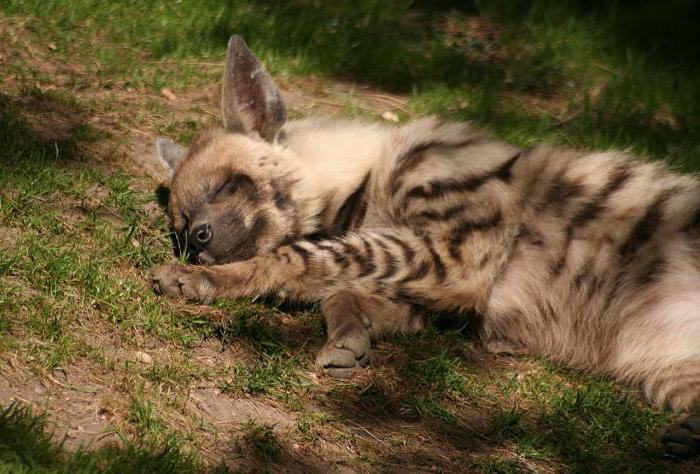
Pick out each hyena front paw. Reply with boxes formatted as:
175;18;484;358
315;331;371;379
663;415;700;457
149;264;216;304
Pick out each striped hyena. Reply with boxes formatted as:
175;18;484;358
150;36;700;455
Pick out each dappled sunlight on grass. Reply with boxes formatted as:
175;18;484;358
1;1;698;471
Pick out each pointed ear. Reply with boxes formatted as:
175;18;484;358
156;138;187;178
222;35;287;141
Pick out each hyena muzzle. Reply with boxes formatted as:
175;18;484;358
148;35;700;456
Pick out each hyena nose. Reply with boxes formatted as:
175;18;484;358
194;223;212;244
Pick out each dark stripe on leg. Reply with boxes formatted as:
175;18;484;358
585;275;604;302
416;204;466;221
493;150;523;183
570;163;632;228
551;166;632;279
601;270;626;316
375;238;400;280
572;263;591;290
383;234;417;264
358;238;377;277
549;226;573;277
399;260;430;284
339;240;363;268
543;178;586;214
682;205;700;234
317;243;350;269
635;251;666;286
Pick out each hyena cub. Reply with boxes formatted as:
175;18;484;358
150;36;700;455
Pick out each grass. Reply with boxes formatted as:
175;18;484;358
0;0;698;472
241;421;282;464
484;375;669;471
0;85;282;469
0;403;202;473
3;0;699;167
220;353;310;400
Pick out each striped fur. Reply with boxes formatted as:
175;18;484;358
151;36;700;410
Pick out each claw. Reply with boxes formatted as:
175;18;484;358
315;332;371;379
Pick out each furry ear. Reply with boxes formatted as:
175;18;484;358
222;35;287;141
156;138;187;178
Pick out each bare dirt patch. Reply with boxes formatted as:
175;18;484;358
0;225;22;252
0;354;123;451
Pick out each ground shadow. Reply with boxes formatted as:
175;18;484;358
196;295;678;471
318;331;675;472
0;89;91;166
173;0;700;91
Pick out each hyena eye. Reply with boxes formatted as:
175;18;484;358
194;223;212;244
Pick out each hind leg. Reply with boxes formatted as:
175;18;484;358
315;290;425;378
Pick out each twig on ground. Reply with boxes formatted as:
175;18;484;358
146;60;224;67
128;127;153;138
345;418;389;447
44;372;67;388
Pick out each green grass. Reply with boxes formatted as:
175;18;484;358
0;87;299;469
220;353;310;403
3;0;699;168
241;421;282;464
317;328;671;471
484;376;669;471
0;403;202;473
0;0;698;471
0;89;241;353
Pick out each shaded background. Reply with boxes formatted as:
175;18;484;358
4;0;699;165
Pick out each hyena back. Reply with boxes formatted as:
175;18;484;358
150;37;700;444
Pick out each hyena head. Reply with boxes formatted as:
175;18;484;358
155;36;296;264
